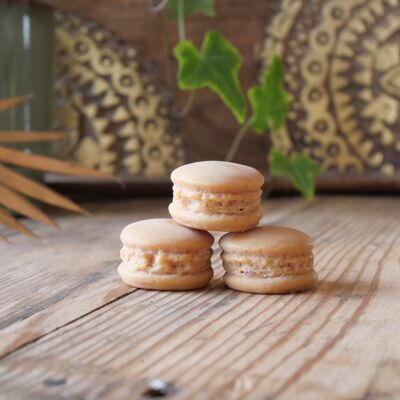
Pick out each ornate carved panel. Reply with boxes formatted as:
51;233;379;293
46;0;400;192
54;11;184;178
263;0;400;179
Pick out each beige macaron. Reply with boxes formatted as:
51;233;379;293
118;219;214;290
220;226;317;294
169;161;264;232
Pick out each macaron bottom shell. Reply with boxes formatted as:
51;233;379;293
224;270;317;294
118;262;214;291
168;202;264;232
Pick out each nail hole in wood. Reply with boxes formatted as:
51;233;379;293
43;377;67;387
143;379;176;397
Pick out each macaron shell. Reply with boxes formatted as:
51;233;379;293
220;226;313;256
120;218;214;251
224;270;317;294
169;202;263;232
171;161;264;192
118;262;213;291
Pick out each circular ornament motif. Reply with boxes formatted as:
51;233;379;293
54;12;184;177
263;0;400;178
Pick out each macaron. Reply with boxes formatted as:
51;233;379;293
169;161;264;232
118;218;214;290
220;226;317;294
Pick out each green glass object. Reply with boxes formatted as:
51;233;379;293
0;1;54;179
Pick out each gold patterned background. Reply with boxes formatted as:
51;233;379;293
53;1;400;186
263;0;400;178
54;12;184;178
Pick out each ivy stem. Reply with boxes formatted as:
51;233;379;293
225;118;252;162
177;0;186;41
178;91;195;117
158;6;173;90
148;0;169;12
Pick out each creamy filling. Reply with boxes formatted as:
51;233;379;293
120;246;212;275
222;252;314;278
173;186;261;214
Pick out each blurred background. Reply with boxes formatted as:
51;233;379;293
1;0;399;203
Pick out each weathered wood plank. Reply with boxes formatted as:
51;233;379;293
0;198;169;356
1;197;398;399
0;197;294;358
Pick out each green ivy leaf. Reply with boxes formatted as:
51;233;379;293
170;0;215;20
269;148;320;200
248;54;290;134
174;29;246;123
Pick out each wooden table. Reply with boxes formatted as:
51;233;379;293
1;196;399;399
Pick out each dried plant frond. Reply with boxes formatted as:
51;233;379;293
0;147;112;179
0;184;58;227
0;208;37;238
0;131;66;142
0;95;33;112
0;95;113;240
0;165;85;214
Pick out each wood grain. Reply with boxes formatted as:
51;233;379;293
0;196;399;399
0;197;295;359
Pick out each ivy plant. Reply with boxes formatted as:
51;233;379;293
151;0;320;199
169;0;215;20
269;148;320;200
248;55;290;133
175;29;246;123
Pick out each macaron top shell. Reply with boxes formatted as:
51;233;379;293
220;226;313;256
120;218;214;251
171;161;264;192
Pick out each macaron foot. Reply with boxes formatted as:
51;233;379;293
169;203;263;233
224;270;317;294
118;262;214;291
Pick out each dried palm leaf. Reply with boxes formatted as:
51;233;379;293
0;208;37;238
0;131;66;142
0;95;113;240
0;184;57;227
0;147;110;178
0;95;32;112
0;165;85;214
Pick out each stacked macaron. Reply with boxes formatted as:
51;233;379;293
118;161;317;293
119;219;214;291
169;161;264;232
